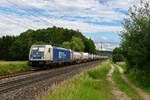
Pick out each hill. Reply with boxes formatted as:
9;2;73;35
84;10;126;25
0;26;98;60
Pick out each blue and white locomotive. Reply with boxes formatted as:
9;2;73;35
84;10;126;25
28;45;72;67
28;44;101;67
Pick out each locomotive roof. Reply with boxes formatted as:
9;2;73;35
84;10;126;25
53;46;71;51
32;44;48;46
31;45;71;51
32;44;52;47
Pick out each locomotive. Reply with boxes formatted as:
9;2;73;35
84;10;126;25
28;45;102;67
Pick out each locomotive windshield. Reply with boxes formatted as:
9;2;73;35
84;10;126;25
31;46;45;55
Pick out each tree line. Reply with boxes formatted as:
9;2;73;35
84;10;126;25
112;1;150;84
0;26;99;61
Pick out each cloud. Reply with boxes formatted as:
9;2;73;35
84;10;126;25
0;0;140;51
94;36;120;51
0;0;126;23
99;36;109;41
0;11;123;36
95;42;119;51
0;12;49;36
106;0;140;10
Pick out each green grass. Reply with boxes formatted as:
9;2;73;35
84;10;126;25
112;66;143;100
0;61;27;64
116;63;127;72
117;63;150;94
41;61;116;100
0;62;32;75
125;70;150;94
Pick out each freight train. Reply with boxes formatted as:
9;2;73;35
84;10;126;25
28;45;104;67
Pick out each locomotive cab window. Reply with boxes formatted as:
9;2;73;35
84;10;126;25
31;46;45;55
48;48;51;53
39;47;44;52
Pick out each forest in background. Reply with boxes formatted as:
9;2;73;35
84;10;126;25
0;26;99;61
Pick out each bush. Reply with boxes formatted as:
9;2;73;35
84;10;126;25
112;47;123;63
120;1;150;78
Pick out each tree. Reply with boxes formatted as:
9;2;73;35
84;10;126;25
62;41;71;49
10;39;25;60
0;36;16;60
112;47;123;63
33;41;47;45
120;1;150;76
71;37;85;51
82;38;96;54
0;26;97;60
62;37;85;52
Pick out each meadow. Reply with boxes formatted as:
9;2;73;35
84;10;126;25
40;61;116;100
117;63;150;94
0;61;32;75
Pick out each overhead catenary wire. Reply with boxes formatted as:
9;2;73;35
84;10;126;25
94;41;119;51
6;0;55;27
0;14;36;29
94;41;119;44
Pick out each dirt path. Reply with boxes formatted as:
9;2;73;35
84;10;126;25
107;65;131;100
117;65;150;100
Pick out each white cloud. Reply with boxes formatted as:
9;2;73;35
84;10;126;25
0;12;49;36
106;0;140;10
0;11;123;36
94;36;120;51
0;0;140;38
95;42;119;51
0;0;126;22
99;36;109;41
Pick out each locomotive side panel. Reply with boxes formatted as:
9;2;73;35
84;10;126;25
44;45;53;61
53;47;71;62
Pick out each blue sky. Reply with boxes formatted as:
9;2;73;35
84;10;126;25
0;0;140;51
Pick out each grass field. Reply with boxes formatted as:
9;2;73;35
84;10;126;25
117;63;150;94
40;61;116;100
0;61;32;75
0;61;27;65
112;65;143;100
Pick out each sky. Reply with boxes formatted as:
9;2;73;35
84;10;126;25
0;0;141;51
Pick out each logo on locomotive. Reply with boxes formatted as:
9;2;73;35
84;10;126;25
59;52;66;58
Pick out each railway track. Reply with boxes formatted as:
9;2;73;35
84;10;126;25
0;70;36;80
0;61;99;95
